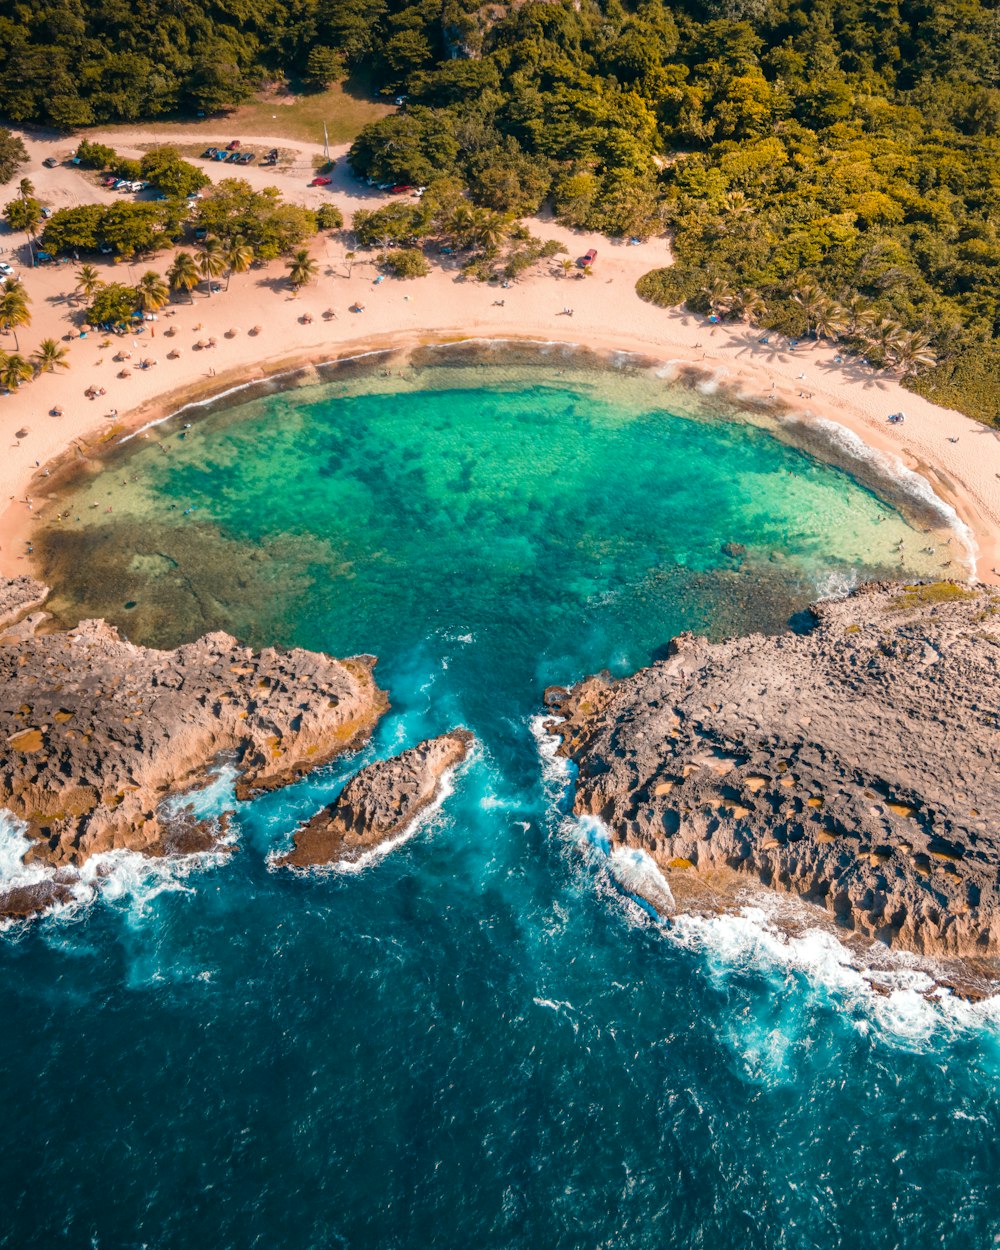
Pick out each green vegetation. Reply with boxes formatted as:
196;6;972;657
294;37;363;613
0;0;996;417
0;129;28;184
890;582;976;610
378;247;429;278
194;179;318;260
85;282;141;327
41;202;174;257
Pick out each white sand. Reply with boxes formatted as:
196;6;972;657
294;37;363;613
1;124;998;581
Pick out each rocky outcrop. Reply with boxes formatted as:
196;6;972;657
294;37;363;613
0;575;49;632
276;729;473;867
547;582;1000;958
0;603;388;917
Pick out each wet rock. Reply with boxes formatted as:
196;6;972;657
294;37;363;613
0;593;389;918
547;581;1000;958
276;729;473;867
0;576;49;632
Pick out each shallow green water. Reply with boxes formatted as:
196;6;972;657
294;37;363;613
6;357;991;1250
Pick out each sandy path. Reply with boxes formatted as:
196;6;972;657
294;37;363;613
1;125;998;583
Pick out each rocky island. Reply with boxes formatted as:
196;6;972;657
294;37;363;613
275;730;474;868
0;577;388;919
547;582;1000;958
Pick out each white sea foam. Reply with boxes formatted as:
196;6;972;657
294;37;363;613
0;809;51;893
812;567;859;602
528;714;571;799
268;742;474;876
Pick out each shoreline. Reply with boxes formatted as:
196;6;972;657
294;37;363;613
1;122;997;584
6;327;996;587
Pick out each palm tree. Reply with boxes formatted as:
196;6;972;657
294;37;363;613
0;353;33;390
286;249;318;291
559;257;575;277
31;338;69;375
0;279;31;351
732;287;766;324
790;283;826;337
196;238;225;296
812;296;847;341
892;331;937;376
868;316;905;362
168;251;199;303
700;276;735;318
222;236;254;290
74;264;104;303
137;270;169;314
17;177;34;200
473;210;510;253
840;292;873;337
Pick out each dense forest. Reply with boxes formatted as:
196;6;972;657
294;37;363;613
0;0;997;416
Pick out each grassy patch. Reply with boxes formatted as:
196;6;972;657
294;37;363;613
92;77;391;148
889;581;975;610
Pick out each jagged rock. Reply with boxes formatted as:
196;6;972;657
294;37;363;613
0;575;49;632
0;601;389;918
276;729;473;867
547;581;1000;958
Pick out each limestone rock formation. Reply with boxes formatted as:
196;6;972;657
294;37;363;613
0;595;388;918
547;582;1000;957
0;575;49;632
276;729;473;867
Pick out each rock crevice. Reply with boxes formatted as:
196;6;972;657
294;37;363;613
547;582;1000;957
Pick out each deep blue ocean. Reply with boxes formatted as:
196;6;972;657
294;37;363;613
3;359;997;1249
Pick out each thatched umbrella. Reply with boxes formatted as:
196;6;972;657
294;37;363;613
323;308;337;320
15;427;29;439
117;369;131;378
167;349;181;359
164;326;176;338
208;336;217;348
195;340;208;350
225;328;239;338
249;325;261;336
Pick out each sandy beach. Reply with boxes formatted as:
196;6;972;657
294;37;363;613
2;124;999;582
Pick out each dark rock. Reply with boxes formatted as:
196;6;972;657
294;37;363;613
277;729;473;867
548;581;1000;957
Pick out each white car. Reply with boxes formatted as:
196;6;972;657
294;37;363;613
0;262;14;276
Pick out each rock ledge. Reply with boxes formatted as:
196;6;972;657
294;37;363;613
547;581;1000;957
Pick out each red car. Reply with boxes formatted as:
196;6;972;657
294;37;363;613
310;175;332;186
390;184;414;194
225;139;241;151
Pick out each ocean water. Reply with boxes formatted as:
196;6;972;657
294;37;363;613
4;355;997;1248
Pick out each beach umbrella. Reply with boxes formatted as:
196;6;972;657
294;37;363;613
118;368;131;378
208;337;217;347
225;328;239;338
167;349;180;359
249;325;261;336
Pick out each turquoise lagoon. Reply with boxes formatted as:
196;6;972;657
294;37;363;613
3;348;996;1249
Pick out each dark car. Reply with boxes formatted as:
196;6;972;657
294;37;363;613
238;151;255;164
227;151;242;162
202;148;219;159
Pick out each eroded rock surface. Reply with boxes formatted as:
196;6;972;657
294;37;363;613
0;575;49;632
0;604;388;916
277;729;473;867
548;582;1000;957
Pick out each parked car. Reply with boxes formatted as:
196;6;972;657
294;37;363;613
202;148;219;159
267;148;279;161
0;262;14;276
34;251;54;264
194;226;208;240
238;151;255;164
225;139;241;151
40;207;52;219
390;184;414;194
579;248;597;267
42;156;59;168
226;151;242;162
213;150;227;161
310;175;332;186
